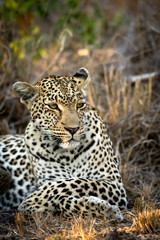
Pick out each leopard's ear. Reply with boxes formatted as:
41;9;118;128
72;68;91;89
12;82;39;109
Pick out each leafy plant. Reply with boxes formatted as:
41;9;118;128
0;0;103;64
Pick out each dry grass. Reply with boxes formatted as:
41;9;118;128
12;205;160;239
13;213;108;239
131;208;160;234
89;65;154;124
63;217;98;240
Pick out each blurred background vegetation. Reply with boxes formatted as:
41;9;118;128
0;0;160;238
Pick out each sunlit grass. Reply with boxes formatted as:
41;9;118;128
14;206;160;239
14;213;110;240
65;217;97;240
131;208;160;234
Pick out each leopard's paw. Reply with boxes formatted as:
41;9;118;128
106;204;123;221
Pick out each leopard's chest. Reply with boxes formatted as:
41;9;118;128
30;153;89;186
29;139;103;186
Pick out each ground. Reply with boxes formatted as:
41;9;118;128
0;211;160;240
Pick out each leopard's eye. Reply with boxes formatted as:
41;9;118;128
77;102;86;109
48;103;59;110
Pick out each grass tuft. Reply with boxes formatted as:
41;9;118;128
15;211;26;236
66;217;97;240
132;208;160;234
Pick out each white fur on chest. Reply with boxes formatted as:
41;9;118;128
29;137;99;186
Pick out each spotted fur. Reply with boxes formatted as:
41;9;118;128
0;68;127;220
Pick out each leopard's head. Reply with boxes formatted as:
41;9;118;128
12;68;90;149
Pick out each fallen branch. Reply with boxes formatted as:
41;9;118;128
129;72;160;83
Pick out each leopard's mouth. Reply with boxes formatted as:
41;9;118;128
48;130;84;149
59;140;80;149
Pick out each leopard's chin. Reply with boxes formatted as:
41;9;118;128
59;140;80;149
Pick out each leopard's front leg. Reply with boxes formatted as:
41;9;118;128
57;195;123;221
18;178;127;221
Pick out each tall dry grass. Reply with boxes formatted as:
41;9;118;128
87;66;154;124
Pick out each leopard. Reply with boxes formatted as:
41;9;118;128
0;68;127;221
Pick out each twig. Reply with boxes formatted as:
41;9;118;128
0;43;12;68
0;43;12;87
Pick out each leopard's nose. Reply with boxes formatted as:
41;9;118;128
64;127;79;136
